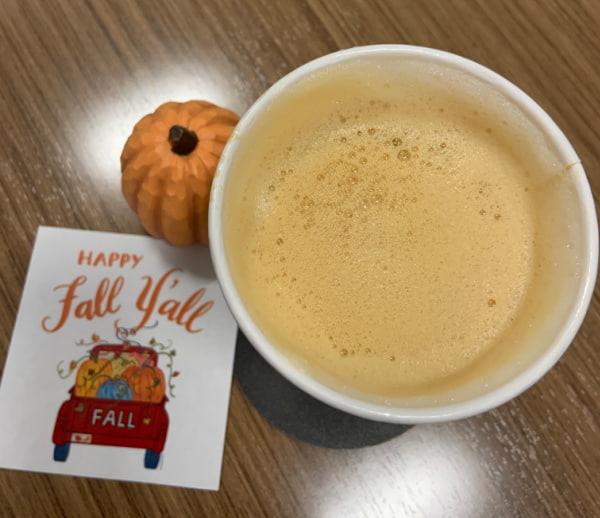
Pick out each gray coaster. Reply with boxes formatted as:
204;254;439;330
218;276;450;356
234;331;412;449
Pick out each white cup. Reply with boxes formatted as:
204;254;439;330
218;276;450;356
209;45;598;423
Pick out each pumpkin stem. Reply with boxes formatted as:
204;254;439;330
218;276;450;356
169;125;198;156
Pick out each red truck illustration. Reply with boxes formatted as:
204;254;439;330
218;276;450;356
52;344;169;469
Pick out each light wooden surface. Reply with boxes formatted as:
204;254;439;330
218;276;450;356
1;1;599;516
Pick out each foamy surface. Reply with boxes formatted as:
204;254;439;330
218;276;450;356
227;66;539;397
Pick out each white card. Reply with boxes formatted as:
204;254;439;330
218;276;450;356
0;227;238;490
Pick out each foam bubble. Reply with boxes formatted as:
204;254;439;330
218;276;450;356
230;73;538;398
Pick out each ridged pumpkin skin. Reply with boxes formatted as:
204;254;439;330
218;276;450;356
121;364;166;403
121;101;239;246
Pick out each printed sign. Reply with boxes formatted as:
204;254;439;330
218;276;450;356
0;227;237;490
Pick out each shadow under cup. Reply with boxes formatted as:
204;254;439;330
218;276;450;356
209;45;598;424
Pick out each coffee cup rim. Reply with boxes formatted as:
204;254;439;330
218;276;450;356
209;44;599;423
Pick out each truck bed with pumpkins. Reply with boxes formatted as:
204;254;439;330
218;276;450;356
52;344;169;469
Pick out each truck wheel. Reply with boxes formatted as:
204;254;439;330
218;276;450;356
144;449;160;469
53;443;70;462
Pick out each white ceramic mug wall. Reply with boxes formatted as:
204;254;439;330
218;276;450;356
209;45;598;424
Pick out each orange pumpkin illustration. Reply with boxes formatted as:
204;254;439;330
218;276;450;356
121;364;166;403
74;358;113;398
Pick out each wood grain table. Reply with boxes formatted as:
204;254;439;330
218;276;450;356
0;1;598;516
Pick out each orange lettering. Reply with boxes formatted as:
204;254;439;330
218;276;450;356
108;252;119;267
136;268;181;330
134;269;213;332
74;299;94;319
184;300;213;333
78;251;143;269
108;277;124;313
158;299;180;319
41;275;123;333
42;276;87;332
93;253;107;267
175;288;205;326
176;288;214;332
78;250;93;266
94;278;109;313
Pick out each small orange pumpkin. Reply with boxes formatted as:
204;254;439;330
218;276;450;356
121;364;166;403
74;358;113;398
121;101;239;246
